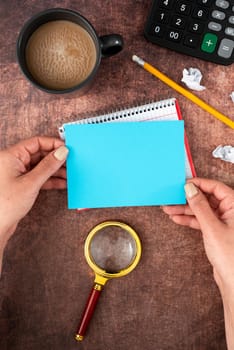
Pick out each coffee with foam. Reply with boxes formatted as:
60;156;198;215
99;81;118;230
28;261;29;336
25;20;97;90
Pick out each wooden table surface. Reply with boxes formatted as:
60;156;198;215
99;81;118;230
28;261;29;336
0;1;233;350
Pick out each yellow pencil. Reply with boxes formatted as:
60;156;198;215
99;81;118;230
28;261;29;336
132;55;234;130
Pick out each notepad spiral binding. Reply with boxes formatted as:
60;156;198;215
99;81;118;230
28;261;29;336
59;97;196;178
59;98;176;139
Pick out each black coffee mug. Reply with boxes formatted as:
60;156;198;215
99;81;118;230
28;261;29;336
17;8;124;94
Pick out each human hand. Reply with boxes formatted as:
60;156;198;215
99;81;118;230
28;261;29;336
162;178;234;296
162;177;234;349
0;136;68;247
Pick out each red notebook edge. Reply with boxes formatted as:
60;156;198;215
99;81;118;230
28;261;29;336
175;99;196;177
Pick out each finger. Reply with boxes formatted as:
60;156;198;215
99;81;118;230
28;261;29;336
30;151;49;166
9;137;65;165
22;136;64;154
51;167;67;179
218;193;234;213
33;164;67;179
170;214;201;230
208;194;220;210
30;152;68;168
187;178;233;202
184;182;224;234
162;205;193;216
188;178;234;221
218;196;234;224
42;178;67;190
24;146;69;189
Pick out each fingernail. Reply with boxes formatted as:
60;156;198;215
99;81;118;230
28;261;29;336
54;146;69;161
184;183;198;199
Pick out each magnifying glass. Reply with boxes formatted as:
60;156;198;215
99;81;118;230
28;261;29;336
75;221;142;341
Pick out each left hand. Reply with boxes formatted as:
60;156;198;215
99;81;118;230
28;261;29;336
0;136;68;247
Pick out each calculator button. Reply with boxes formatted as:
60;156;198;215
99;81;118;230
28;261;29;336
208;21;222;31
166;29;182;42
188;21;205;34
229;16;234;25
158;0;174;9
154;11;170;24
192;7;209;21
212;10;226;20
217;38;234;58
184;34;200;48
175;1;191;15
151;24;165;37
215;0;230;10
197;0;212;6
171;15;187;29
225;27;234;36
201;33;218;53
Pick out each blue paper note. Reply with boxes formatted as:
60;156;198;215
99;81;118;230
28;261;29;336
65;120;185;209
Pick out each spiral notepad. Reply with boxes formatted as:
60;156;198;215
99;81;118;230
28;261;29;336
59;98;196;179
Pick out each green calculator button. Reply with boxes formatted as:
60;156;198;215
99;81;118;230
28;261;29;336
201;33;218;53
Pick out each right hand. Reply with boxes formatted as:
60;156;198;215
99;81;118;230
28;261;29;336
162;178;234;299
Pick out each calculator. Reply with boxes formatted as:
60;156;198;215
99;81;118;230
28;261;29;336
144;0;234;65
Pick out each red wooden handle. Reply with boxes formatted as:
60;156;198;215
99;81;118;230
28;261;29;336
75;284;102;341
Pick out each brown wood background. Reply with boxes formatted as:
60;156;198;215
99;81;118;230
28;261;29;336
0;1;233;349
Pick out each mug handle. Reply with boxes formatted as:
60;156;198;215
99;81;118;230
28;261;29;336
99;34;124;58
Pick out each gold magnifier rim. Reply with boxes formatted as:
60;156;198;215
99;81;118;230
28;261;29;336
84;221;142;279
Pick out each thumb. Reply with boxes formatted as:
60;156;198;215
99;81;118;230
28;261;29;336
26;146;69;189
184;182;222;234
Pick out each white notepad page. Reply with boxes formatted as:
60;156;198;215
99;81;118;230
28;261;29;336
59;98;196;178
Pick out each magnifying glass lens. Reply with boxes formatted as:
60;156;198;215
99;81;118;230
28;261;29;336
89;226;137;273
